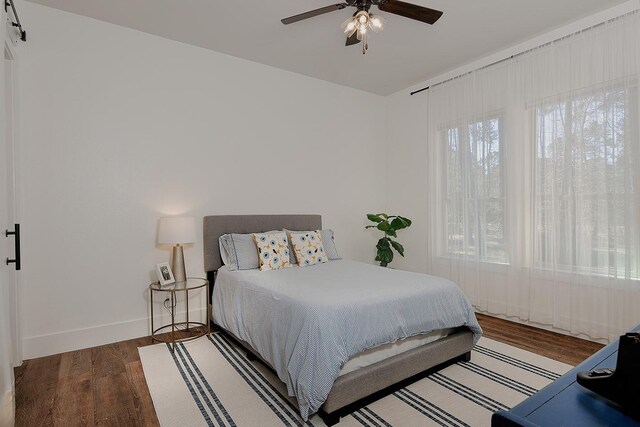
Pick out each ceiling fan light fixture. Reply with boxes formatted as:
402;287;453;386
357;11;369;24
342;10;384;53
354;11;370;34
369;13;386;32
341;16;358;36
281;1;443;55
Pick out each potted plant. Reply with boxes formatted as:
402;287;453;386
365;213;412;267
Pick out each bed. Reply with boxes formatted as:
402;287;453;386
204;214;482;425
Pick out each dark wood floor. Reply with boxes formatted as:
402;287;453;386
15;315;604;427
475;313;604;366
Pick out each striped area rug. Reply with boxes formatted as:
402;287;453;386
138;333;571;427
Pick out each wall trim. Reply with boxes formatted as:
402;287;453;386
0;390;14;427
22;308;207;359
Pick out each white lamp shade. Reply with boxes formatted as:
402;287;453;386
157;216;197;244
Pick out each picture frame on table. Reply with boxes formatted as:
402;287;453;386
156;262;175;286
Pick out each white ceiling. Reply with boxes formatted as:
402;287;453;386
26;0;630;95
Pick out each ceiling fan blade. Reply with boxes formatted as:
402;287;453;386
281;3;348;25
377;0;443;25
346;32;361;46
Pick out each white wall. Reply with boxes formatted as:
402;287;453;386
18;2;387;358
383;91;429;273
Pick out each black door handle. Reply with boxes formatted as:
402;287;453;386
5;223;21;271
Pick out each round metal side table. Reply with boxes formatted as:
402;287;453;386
149;277;211;350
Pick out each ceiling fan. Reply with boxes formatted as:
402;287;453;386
281;0;443;54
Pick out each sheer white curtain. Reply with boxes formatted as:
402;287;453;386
426;12;640;342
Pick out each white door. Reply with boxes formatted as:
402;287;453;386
0;41;20;427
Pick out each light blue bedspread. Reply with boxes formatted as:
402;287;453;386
212;260;482;420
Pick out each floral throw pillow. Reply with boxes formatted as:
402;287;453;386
252;232;292;271
288;230;328;267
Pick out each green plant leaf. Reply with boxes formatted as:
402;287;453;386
385;229;397;237
376;237;390;250
366;214;384;223
377;213;389;219
376;222;391;232
376;236;394;267
399;216;412;226
390;216;411;230
390;239;405;256
378;247;394;266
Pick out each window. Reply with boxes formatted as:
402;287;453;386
444;117;507;263
534;88;639;278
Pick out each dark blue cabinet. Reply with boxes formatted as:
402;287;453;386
492;324;640;427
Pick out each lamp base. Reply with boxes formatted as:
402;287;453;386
171;244;187;282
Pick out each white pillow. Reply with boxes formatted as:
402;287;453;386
288;230;328;267
252;232;292;271
284;229;340;264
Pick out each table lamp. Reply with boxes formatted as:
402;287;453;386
158;216;197;282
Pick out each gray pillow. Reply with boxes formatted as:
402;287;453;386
284;229;341;264
220;231;282;271
320;229;341;261
220;233;260;271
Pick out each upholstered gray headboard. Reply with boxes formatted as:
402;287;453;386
203;214;322;273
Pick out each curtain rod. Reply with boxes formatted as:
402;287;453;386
410;54;515;95
409;11;635;96
5;0;26;42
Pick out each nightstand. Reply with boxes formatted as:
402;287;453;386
149;277;211;349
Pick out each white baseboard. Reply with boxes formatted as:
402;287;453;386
21;307;208;359
1;390;14;427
